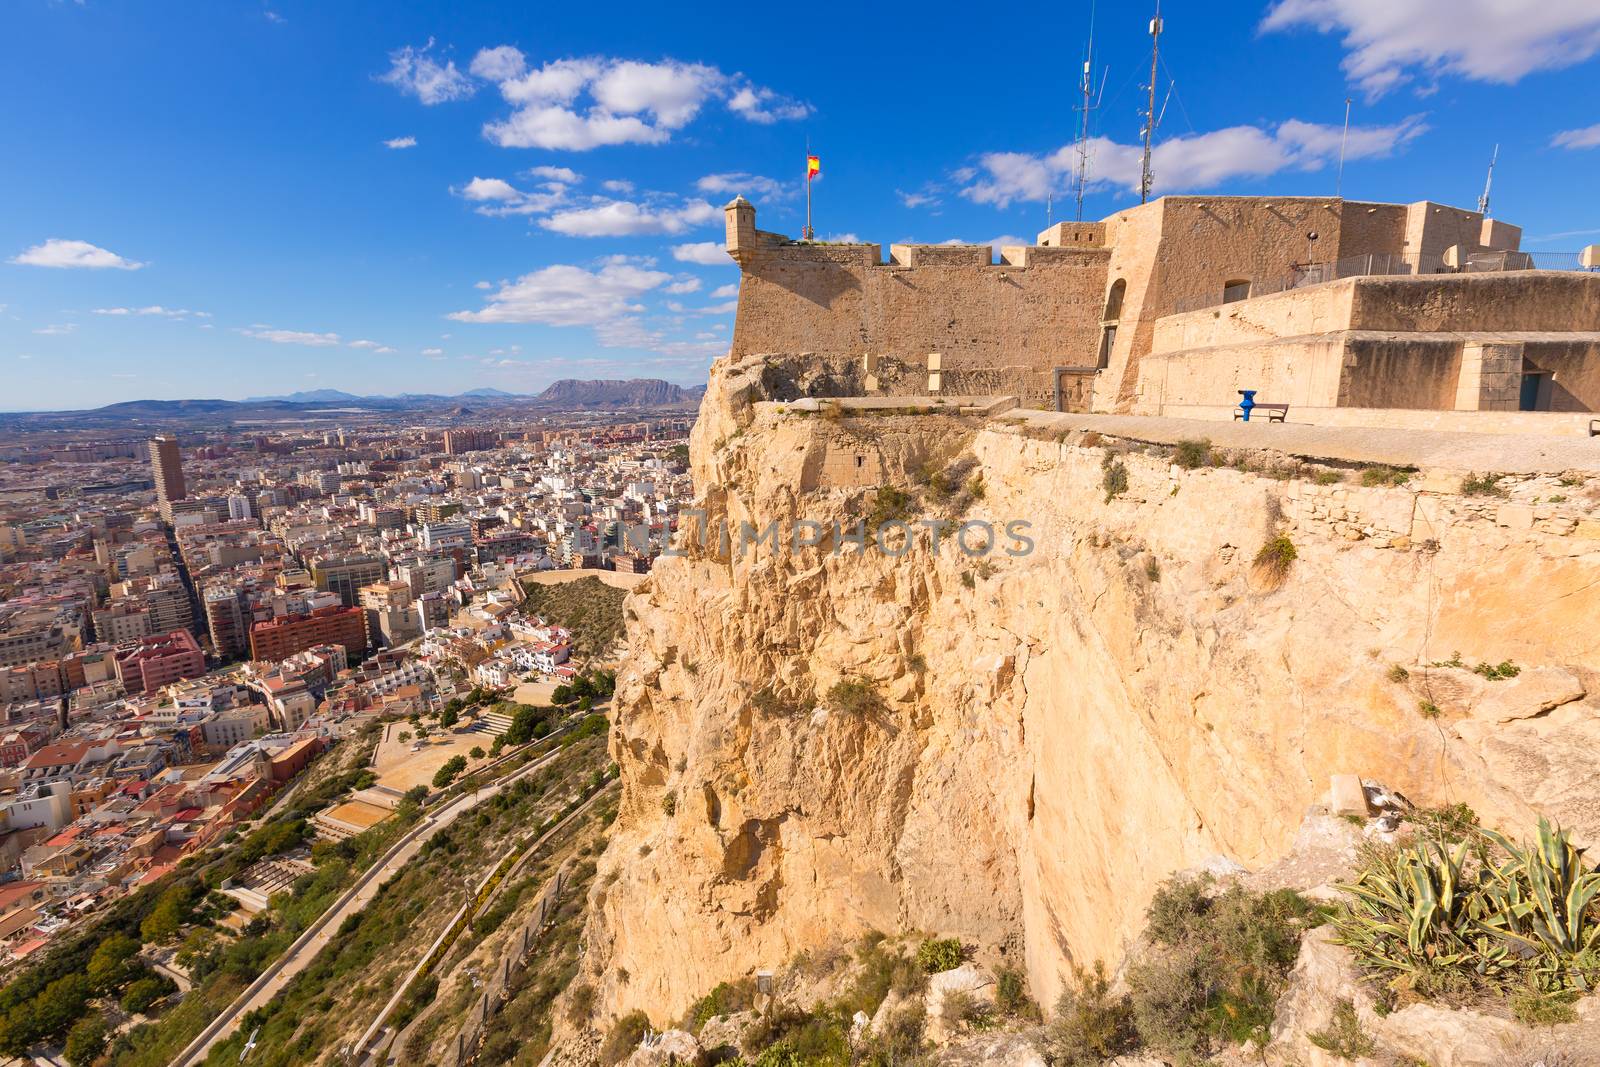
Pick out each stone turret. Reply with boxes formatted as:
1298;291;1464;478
724;196;756;266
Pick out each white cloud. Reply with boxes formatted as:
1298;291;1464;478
448;259;671;326
349;339;396;353
540;198;717;237
379;39;475;105
470;47;808;150
422;347;445;357
961;116;1426;206
1553;124;1600;150
384;135;418;149
458;177;521;201
696;172;790;201
824;233;860;244
1261;0;1600;97
526;165;581;183
34;324;76;335
601;179;635;194
92;305;205;319
672;241;730;266
665;277;701;294
711;283;739;299
474;280;493;290
469;44;527;82
453;176;569;217
239;327;342;346
726;84;812;124
11;238;145;270
898;188;942;209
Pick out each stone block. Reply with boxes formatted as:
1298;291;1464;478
1328;774;1370;817
1495;504;1535;530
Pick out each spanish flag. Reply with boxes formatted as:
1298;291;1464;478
806;154;820;180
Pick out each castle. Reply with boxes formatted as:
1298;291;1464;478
723;194;1600;433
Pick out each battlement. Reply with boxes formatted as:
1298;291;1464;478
722;199;1109;272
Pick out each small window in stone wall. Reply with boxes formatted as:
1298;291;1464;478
1222;279;1250;303
855;456;865;468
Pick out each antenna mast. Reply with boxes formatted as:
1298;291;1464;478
1139;2;1163;204
1477;143;1498;218
1336;97;1351;197
1074;0;1103;222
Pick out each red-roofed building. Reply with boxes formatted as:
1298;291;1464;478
113;630;205;694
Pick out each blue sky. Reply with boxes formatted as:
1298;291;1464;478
4;0;1600;410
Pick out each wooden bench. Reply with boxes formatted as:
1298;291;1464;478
1235;402;1289;423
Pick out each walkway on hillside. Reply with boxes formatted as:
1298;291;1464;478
1007;410;1600;474
171;741;576;1067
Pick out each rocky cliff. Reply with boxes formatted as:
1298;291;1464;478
575;353;1600;1027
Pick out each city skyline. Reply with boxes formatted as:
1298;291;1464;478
6;0;1600;409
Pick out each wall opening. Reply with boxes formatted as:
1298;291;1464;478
1222;279;1250;304
1098;279;1126;370
1102;279;1126;322
1520;371;1553;411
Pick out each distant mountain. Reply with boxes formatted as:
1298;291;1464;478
241;389;367;403
529;379;705;409
0;379;706;426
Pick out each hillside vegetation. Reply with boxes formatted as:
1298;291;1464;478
520;576;627;658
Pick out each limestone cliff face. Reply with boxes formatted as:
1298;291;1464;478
578;354;1600;1023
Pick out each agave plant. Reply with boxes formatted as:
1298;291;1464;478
1477;819;1600;983
1335;817;1600;999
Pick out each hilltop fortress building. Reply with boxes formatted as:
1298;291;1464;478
724;195;1600;430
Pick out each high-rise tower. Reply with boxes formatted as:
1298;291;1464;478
149;435;187;518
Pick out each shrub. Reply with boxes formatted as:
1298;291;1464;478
1510;987;1579;1026
686;978;757;1033
1309;998;1376;1057
1313;469;1345;486
599;1010;652;1065
1461;472;1509;497
865;486;912;532
1144;556;1161;582
1473;660;1521;681
469;745;485;759
995;964;1030;1016
1128;878;1316;1058
841;935;925;1017
1254;535;1297;586
916;937;964;974
1102;455;1129;502
1172;439;1211;470
1360;465;1412;487
1045;961;1136;1066
1418;699;1441;719
1387;664;1410;683
940;989;995;1032
661;792;676;818
826;678;885;717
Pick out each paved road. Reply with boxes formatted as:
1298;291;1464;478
1008;409;1600;474
173;743;570;1066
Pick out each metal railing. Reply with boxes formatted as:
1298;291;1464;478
1168;250;1591;315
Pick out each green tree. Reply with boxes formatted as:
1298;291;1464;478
469;746;485;759
120;973;176;1014
86;932;140;990
63;1014;109;1067
438;707;459;729
432;755;467;789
